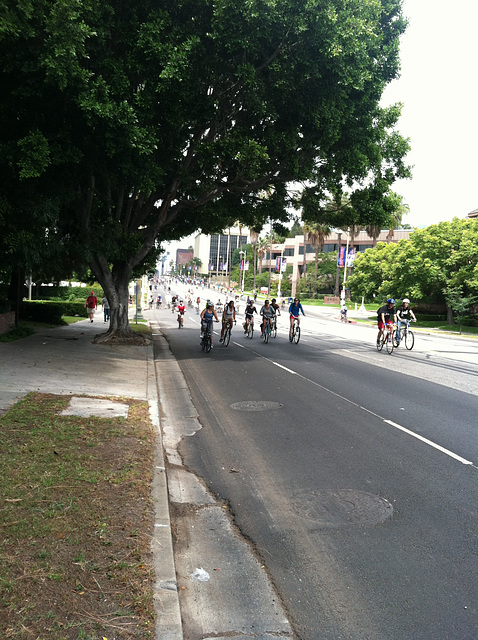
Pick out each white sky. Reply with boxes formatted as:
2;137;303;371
381;0;478;226
163;1;478;260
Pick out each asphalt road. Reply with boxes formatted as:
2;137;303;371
155;289;477;640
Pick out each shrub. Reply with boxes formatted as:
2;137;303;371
19;301;87;324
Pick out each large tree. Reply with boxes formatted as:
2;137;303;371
348;218;478;322
0;0;409;342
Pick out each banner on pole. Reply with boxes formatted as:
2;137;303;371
276;257;287;272
338;247;356;267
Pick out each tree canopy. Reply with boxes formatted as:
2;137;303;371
0;0;410;341
347;218;478;321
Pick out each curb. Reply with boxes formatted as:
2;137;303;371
146;337;183;640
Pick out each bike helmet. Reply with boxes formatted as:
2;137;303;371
402;298;410;303
387;298;395;304
206;300;213;307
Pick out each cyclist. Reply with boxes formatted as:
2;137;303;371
270;298;281;333
200;301;219;347
260;299;275;337
177;299;186;326
220;300;236;343
340;303;348;322
244;299;257;333
377;298;397;346
271;298;281;316
196;295;201;310
395;298;416;346
289;297;305;341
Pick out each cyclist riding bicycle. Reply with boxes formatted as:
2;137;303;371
377;298;397;346
244;299;257;333
177;299;186;326
395;298;416;346
200;300;219;347
260;299;275;337
271;298;281;318
288;297;305;341
219;300;236;342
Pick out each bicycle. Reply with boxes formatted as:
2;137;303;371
271;316;278;338
290;317;300;344
221;321;234;347
261;320;271;343
200;326;213;353
244;317;254;339
376;322;395;354
177;313;184;329
395;320;415;350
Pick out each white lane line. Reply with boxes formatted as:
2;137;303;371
383;420;473;465
272;362;298;375
244;348;474;467
233;342;246;349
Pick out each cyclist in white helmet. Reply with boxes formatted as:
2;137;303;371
395;298;416;346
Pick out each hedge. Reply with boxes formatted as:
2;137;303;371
20;301;87;324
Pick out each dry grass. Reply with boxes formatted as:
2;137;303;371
0;393;156;639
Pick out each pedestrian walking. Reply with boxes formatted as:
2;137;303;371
102;296;110;322
85;291;98;322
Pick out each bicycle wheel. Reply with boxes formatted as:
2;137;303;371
376;336;384;352
205;336;212;353
293;324;300;344
405;329;414;350
223;327;231;346
272;321;277;338
248;324;254;339
263;326;269;343
386;331;394;354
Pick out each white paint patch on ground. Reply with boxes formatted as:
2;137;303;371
59;396;130;418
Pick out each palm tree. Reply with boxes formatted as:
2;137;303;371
365;225;382;248
303;221;331;289
250;230;260;291
257;237;267;275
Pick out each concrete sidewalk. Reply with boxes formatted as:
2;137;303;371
0;317;183;639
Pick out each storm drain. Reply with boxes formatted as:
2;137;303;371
230;400;283;412
292;489;393;527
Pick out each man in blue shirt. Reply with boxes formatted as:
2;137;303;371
288;297;305;341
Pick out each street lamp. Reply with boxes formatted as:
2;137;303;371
239;250;246;293
334;227;350;303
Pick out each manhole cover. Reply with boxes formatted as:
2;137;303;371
230;400;283;412
292;489;393;527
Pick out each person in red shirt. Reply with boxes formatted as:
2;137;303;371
85;291;98;323
177;299;186;327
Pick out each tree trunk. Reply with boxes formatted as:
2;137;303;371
446;305;455;325
91;260;150;345
315;249;319;291
253;245;257;290
9;266;24;328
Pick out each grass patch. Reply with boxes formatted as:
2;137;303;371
0;393;156;639
130;322;152;335
0;325;35;342
62;316;85;325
